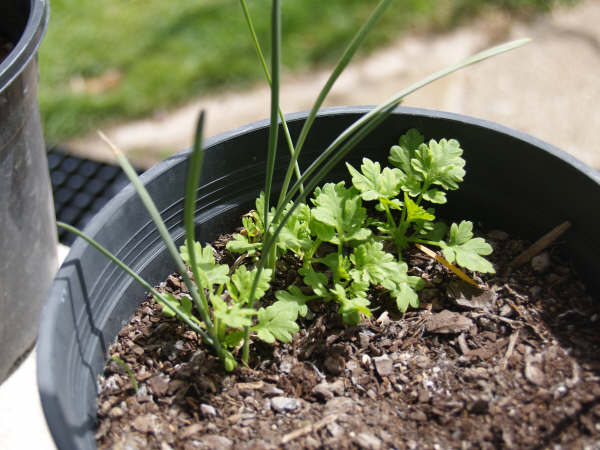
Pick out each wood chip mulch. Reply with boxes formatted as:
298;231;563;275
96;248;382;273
96;228;600;449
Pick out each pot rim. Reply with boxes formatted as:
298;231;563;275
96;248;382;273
0;0;49;91
61;106;600;266
38;106;600;449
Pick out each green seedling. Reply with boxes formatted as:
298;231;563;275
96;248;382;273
348;128;495;274
229;129;495;319
110;356;139;393
58;0;528;371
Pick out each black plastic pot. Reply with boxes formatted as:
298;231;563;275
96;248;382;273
0;0;55;383
38;107;600;449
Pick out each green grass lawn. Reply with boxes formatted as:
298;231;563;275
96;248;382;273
39;0;573;144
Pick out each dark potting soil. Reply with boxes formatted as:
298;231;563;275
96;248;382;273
96;228;600;449
0;35;13;64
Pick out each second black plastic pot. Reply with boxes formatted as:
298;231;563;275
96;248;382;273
0;0;55;383
38;107;600;449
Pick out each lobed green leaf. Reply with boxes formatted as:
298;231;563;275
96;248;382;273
311;182;371;244
227;266;273;305
211;293;256;329
439;221;495;273
180;241;229;287
274;285;311;318
253;301;300;343
346;158;403;202
404;193;435;223
298;266;330;298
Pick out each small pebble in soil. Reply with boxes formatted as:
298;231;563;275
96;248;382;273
200;404;217;417
270;396;300;413
96;227;600;449
373;354;393;377
196;434;233;450
355;432;383;450
313;379;345;401
279;360;292;374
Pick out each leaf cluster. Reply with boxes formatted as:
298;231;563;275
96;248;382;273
59;0;526;372
227;129;494;326
170;240;306;355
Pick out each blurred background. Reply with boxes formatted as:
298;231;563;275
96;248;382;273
39;0;598;170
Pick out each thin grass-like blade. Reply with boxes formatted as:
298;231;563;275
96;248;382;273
281;38;531;214
243;0;282;364
276;0;393;209
239;0;303;190
184;112;216;331
97;131;217;339
247;38;530;311
262;0;281;237
56;221;213;345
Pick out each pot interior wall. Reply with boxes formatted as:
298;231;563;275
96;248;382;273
0;1;29;43
38;108;600;450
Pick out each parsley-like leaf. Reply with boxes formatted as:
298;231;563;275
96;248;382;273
311;182;371;244
314;253;351;282
439;221;495;273
389;130;466;204
227;266;273;305
404;193;435;223
211;293;255;329
389;129;426;198
224;330;245;348
413;138;465;191
330;284;372;325
253;301;300;343
242;215;261;239
349;241;422;313
180;241;229;286
346;158;403;202
350;240;402;286
387;281;420;313
274;285;311;318
277;203;312;255
299;266;329;298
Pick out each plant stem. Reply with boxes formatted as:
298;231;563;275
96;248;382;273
239;0;303;192
410;238;442;247
97;131;229;364
244;0;281;366
184;113;229;364
383;202;397;230
262;0;281;259
305;237;322;263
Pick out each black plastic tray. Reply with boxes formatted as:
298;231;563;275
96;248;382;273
48;149;139;244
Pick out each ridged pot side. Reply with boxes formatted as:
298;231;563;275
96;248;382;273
38;107;600;449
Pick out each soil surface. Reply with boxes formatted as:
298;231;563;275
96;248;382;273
97;228;600;449
0;35;13;64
